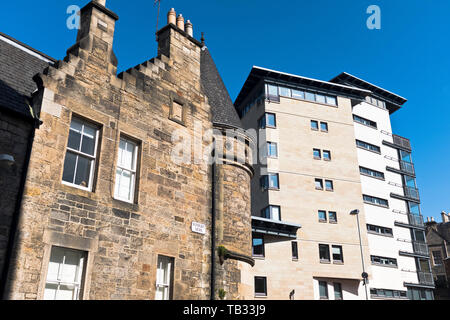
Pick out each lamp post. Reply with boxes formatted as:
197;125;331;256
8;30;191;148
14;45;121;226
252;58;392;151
350;209;369;300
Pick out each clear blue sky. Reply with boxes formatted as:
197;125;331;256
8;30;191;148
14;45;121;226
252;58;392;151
1;0;448;221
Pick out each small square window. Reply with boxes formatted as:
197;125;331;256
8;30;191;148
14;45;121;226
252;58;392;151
311;120;319;131
320;122;328;132
332;245;343;263
326;96;337;106
329;212;337;223
255;277;267;296
313;149;321;160
315;179;323;190
252;234;265;257
325;180;334;191
267;142;278;158
323;150;331;161
318;210;327;222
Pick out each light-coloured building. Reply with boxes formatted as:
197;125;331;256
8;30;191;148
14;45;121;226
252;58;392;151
234;67;434;300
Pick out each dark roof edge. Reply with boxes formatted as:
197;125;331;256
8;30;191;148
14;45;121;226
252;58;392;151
330;72;407;105
234;66;371;109
0;32;56;63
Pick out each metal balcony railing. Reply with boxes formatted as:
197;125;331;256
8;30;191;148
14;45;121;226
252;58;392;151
408;214;424;227
400;160;415;175
418;271;434;286
412;241;429;256
393;134;411;150
404;186;420;200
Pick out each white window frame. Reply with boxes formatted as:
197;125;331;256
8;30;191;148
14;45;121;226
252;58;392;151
155;255;174;300
43;246;86;301
114;136;139;203
62;118;100;192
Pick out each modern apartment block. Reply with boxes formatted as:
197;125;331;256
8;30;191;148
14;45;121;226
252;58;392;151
234;67;434;300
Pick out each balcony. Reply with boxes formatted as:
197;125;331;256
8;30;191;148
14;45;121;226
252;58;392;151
404;186;420;201
408;214;425;227
251;216;301;239
400;160;415;175
412;241;429;256
393;134;412;150
418;271;434;286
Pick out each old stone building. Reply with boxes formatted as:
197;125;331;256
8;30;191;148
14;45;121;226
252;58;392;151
0;0;254;300
425;213;450;300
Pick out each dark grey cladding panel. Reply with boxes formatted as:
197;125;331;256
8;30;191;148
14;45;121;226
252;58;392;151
200;47;243;129
0;34;54;117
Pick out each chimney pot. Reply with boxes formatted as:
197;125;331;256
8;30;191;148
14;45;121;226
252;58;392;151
185;20;193;37
431;217;435;222
176;14;185;30
167;8;176;25
442;211;449;223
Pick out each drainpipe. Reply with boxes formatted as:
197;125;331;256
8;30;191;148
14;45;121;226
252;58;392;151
0;111;41;299
210;160;216;300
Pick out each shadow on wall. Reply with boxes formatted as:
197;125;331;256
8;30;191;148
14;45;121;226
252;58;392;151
0;78;35;299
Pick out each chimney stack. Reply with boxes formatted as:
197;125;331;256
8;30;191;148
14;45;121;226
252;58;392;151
431;217;435;222
185;20;193;37
442;211;449;223
176;14;185;30
167;8;176;25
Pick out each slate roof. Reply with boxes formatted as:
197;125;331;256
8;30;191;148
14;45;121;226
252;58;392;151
0;32;54;118
200;47;243;129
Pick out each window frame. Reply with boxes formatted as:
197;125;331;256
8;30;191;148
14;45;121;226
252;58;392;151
334;283;343;300
261;205;281;221
318;210;327;222
323;150;331;161
62;117;101;192
332;245;344;264
313;149;322;160
325;180;334;192
114;136;140;204
328;211;338;223
353;114;378;129
43;246;87;301
315;179;324;190
155;255;175;300
371;255;398;268
259;113;277;129
363;194;389;208
319;281;329;300
254;276;267;297
266;141;278;158
320;122;328;132
291;241;299;260
319;244;331;263
356;139;381;154
359;166;385;180
311;120;319;131
252;233;265;258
